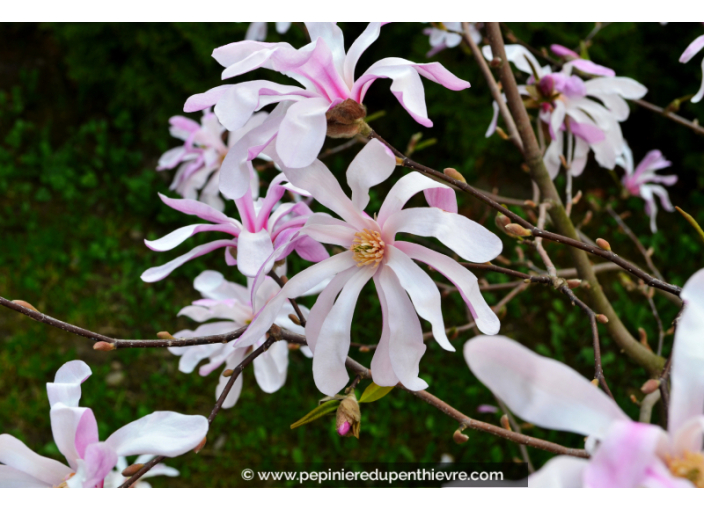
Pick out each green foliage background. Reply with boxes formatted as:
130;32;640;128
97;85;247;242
1;22;703;486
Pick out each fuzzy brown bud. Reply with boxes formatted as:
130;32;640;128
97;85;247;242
443;167;466;183
596;238;611;251
194;437;207;454
336;394;361;439
12;300;40;313
93;341;116;352
121;463;145;477
222;369;234;377
325;99;368;138
641;379;661;394
504;224;533;237
453;429;469;444
157;331;175;340
495;212;511;232
596;314;609;324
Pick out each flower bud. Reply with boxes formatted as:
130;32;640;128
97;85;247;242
453;429;469;444
93;341;116;352
504;224;533;237
596;238;611;251
194;437;207;454
12;300;39;313
288;313;301;326
566;279;582;289
495;212;511;232
500;415;512;431
596;314;609;324
336;394;361;439
157;331;175;340
222;369;234;377
325;99;368;138
641;379;661;394
121;463;145;477
443;167;466;183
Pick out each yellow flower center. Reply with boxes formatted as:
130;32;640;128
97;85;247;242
668;451;704;487
53;473;76;488
350;229;385;268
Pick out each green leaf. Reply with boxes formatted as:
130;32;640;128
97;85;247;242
676;207;704;245
358;382;395;404
290;400;341;429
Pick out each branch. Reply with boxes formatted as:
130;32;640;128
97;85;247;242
269;271;307;327
606;205;664;281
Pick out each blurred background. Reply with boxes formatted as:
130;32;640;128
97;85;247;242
1;22;703;487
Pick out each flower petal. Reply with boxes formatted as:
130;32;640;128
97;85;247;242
46;360;92;409
141;239;237;283
253;340;289;393
50;406;99;470
69;442;118;489
216;349;248;409
680;35;704;63
369;272;399;387
306;267;358;353
528;456;587;488
423;187;458;213
464;335;629;438
275;97;330;169
346;138;397;212
343;22;383;86
0;434;71;487
157;192;231;224
377;172;454;226
144;224;239;253
105;412;209;458
236;229;274;278
0;465;50;488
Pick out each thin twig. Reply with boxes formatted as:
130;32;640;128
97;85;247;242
269;271;307;327
494;396;535;473
606;205;664;281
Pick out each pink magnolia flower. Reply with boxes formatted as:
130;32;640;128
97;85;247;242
0;360;208;488
237;139;502;396
484;44;646;179
680;35;704;103
423;23;480;58
245;22;292;42
168;269;311;409
617;143;677;233
464;269;704;487
157;110;269;212
103;455;179;488
141;171;327;281
184;22;470;198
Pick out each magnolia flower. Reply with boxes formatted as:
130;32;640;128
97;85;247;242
680;35;704;103
484;44;647;179
141;171;327;281
617;143;677;233
464;269;704;487
423;23;480;57
157;110;269;212
184;22;470;198
237;139;502;396
0;360;208;488
168;269;311;409
245;22;291;42
103;455;179;488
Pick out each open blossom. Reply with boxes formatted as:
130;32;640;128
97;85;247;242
168;269;311;409
423;23;480;57
484;44;647;179
103;455;179;488
464;268;704;488
184;22;470;198
245;22;291;42
617;143;677;233
157;110;269;212
141;171;328;282
0;361;207;488
680;34;704;103
237;139;502;396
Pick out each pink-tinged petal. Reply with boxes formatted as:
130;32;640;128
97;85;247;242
550;44;579;58
464;335;629;437
237;229;274;278
672;416;704;456
157;192;231;224
378;266;428;391
669;268;704;436
543;134;563;180
383;207;502;263
212;40;288;68
640;461;694;488
184;85;232;113
648;184;675;211
568;59;615;77
281;159;366;229
369;272;399;387
253;339;289;393
234;188;257;232
570;136;590;177
484;45;545;77
343;22;383;86
423;187;458;213
275;97;330;169
216;350;248;409
157;146;187;170
385;245;454;351
312;265;375;395
550;101;566;143
304;23;346;78
240;252;357;348
396;241;500;335
245;22;267;41
639;186;661;233
294;235;330;263
220;46;280;80
584;421;668;488
141;239;238;283
69;442;118;489
528;456;587;487
692;57;704;103
50;406;97;470
569;120;605;144
46;360;92;409
346;138;397;212
477;404;499;414
588;93;630;121
194;270;250;302
680;35;704;63
300;214;357;248
105;412;208;458
486;100;500;138
169;115;201;136
306;267;358;353
144;224;239;253
377;172;453;226
584;77;647;100
254;175;288;231
634;149;672;177
0;465;50;488
0;434;71;487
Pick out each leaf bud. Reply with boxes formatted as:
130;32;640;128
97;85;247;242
121;463;145;477
596;238;611;251
596;314;609;324
500;415;512;431
93;341;116;352
490;56;502;68
443;167;466;183
566;279;582;289
288;313;301;326
641;379;661;394
157;331;175;340
12;300;40;313
504;224;533;237
453;429;469;444
222;369;234;378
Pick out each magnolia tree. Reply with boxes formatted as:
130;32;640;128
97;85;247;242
2;21;704;488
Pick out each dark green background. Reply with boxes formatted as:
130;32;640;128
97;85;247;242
1;22;703;487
